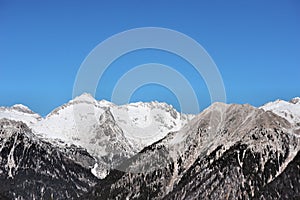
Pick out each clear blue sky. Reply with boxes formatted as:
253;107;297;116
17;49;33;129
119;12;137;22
0;0;299;116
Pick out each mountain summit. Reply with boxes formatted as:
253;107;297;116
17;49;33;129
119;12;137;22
261;97;300;125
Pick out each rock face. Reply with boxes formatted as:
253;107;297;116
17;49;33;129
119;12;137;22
86;103;300;200
0;119;97;199
253;150;300;200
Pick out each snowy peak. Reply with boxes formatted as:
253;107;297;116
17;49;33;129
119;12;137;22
11;104;35;114
46;94;115;118
33;93;193;148
47;93;97;118
71;93;114;107
125;100;172;110
0;104;41;126
71;93;96;103
260;97;300;125
0;104;36;115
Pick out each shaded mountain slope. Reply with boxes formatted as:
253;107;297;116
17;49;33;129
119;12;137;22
0;118;98;199
86;103;300;200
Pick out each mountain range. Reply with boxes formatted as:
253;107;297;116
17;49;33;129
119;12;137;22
0;94;299;199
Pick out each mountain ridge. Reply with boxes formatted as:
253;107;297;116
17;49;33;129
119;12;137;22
2;93;193;179
86;101;300;199
0;95;300;199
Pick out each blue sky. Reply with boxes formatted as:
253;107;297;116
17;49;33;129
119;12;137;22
0;0;299;116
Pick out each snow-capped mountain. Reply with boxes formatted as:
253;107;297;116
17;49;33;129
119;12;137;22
0;104;41;126
261;97;300;126
31;93;192;149
1;96;300;199
0;93;193;178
